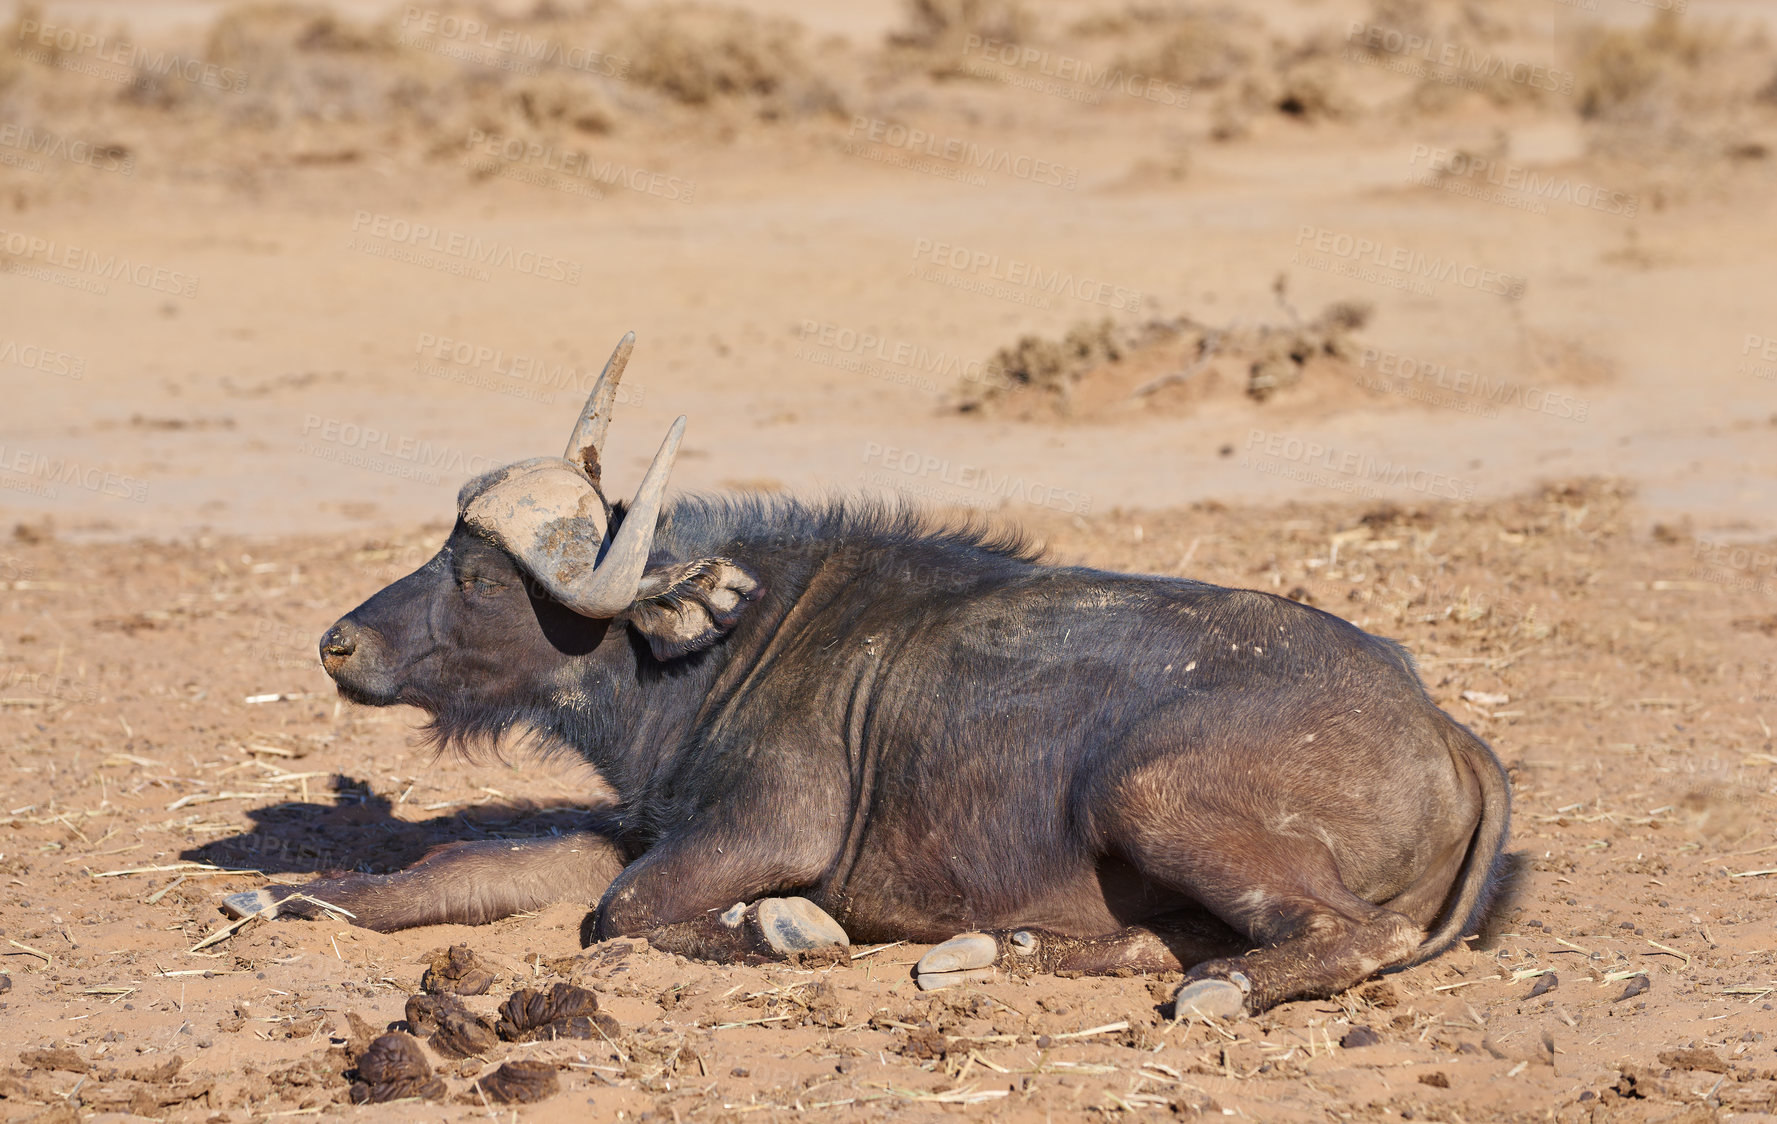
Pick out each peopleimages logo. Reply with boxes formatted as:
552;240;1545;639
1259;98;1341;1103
796;320;1002;393
299;416;499;484
1292;225;1526;300
463;131;695;203
960;35;1190;107
414;332;646;406
1241;429;1477;501
347;211;582;285
861;441;1092;515
846;117;1080;190
1742;334;1777;381
1355;347;1589;422
0;338;85;380
909;238;1142;312
1344;22;1574;95
13;18;248;93
0;228;199;298
0;442;148;503
1407;145;1638;218
0;124;134;176
397;6;628;79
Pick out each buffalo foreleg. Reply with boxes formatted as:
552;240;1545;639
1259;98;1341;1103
639;897;850;965
589;831;850;963
222;829;627;932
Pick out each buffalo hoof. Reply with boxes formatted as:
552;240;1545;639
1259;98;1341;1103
1173;974;1251;1020
221;888;288;920
752;897;850;955
915;932;1001;991
222;886;350;923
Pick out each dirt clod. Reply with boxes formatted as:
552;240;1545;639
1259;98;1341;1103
430;1006;500;1061
421;944;498;996
474;1059;561;1104
19;1047;88;1073
496;982;618;1042
349;1033;446;1104
1659;1047;1728;1072
403;993;457;1037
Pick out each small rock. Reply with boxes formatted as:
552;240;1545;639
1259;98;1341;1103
0;975;10;994
1341;1026;1383;1048
1614;975;1651;1002
1419;1071;1450;1088
1526;973;1559;999
1359;981;1399;1008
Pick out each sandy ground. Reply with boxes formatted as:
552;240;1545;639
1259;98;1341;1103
3;0;1777;1120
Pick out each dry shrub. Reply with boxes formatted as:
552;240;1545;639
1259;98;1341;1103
951;299;1373;420
612;4;842;116
153;2;405;122
1571;11;1721;120
1109;10;1254;89
1269;56;1353;120
0;5;45;95
891;0;1032;50
1082;6;1348;123
1343;0;1555;114
0;0;847;175
960;318;1126;415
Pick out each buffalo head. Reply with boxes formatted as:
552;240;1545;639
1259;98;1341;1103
318;333;759;723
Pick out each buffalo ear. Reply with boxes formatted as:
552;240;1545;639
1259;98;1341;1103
626;558;760;660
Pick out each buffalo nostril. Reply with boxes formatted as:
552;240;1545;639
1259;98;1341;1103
321;628;356;661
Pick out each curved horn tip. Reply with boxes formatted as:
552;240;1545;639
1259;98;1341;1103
564;331;641;470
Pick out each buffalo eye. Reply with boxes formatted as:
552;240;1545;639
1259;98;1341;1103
458;572;507;596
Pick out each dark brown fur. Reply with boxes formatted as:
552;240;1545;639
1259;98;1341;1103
299;495;1509;1011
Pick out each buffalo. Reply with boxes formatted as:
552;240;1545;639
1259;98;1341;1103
230;333;1509;1017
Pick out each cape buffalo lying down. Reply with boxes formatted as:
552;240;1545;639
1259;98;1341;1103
230;334;1509;1017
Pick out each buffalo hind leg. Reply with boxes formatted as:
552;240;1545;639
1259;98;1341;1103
1171;900;1421;1018
1114;818;1426;1018
222;829;627;932
916;920;1245;991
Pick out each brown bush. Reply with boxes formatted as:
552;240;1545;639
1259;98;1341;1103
891;0;1032;50
1572;11;1725;120
613;4;842;117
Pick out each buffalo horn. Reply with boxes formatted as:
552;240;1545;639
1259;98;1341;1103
551;415;686;617
563;331;636;480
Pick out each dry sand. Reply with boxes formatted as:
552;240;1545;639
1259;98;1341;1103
2;0;1776;1119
